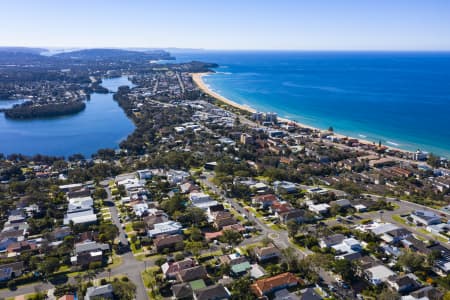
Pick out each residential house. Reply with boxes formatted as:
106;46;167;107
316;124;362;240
252;194;278;209
240;133;254;145
161;258;195;279
273;181;297;194
0;262;24;281
251;272;300;298
386;274;421;294
279;209;311;224
193;284;231;300
365;265;396;285
254;243;281;262
7;240;37;254
404;286;443;300
143;213;169;230
51;227;72;241
274;288;301;300
331;237;363;261
176;265;208;283
383;228;412;244
189;192;218;210
319;234;346;249
207;204;225;222
308;203;330;215
271;202;294;217
299;288;322;300
153;234;184;252
171;282;193;300
148;221;183;238
410;210;441;226
219;253;248;266
213;211;237;230
330;199;352;210
71;241;109;266
57;295;75;300
230;261;252;277
85;284;113;300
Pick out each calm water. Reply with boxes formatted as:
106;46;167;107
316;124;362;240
172;51;450;158
0;76;135;158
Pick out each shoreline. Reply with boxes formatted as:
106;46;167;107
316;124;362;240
192;72;409;155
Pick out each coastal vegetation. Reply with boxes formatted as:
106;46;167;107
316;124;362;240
4;101;86;119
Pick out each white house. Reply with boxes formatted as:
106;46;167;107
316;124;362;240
308;203;330;215
148;221;183;237
189;192;218;210
365;265;396;285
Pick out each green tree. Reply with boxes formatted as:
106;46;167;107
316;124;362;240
93;188;107;200
286;220;299;238
427;153;441;168
111;277;136;300
220;230;242;246
230;276;254;300
282;247;299;272
39;257;59;279
398;251;426;272
332;259;355;282
99;223;119;243
189;226;203;242
377;287;400;300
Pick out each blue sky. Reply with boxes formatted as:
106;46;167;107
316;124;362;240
1;0;450;50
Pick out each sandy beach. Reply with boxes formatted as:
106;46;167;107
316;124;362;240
192;72;407;153
192;73;257;114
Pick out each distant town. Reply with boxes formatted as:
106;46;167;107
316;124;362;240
0;48;449;300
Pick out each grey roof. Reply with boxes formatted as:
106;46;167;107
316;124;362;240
75;241;109;254
85;284;113;299
194;284;230;300
300;288;322;300
177;265;207;282
171;282;193;299
334;199;352;207
321;234;346;246
0;261;24;273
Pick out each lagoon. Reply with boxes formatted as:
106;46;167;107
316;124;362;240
0;76;135;158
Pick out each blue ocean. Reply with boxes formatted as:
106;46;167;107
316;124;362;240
173;51;450;158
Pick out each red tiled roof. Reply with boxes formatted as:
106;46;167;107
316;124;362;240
251;272;300;297
253;194;278;203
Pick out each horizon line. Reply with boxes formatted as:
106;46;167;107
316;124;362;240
1;45;450;53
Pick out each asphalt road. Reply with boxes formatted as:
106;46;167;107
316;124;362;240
197;173;339;289
0;188;150;300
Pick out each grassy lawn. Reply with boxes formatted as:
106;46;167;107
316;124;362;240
392;214;407;225
255;176;270;182
247;206;263;218
391;203;400;210
270;224;285;231
292;242;308;253
199;249;223;259
130;242;144;254
134;253;153;261
142;266;160;281
229;208;244;222
57;265;71;272
109;254;123;269
416;228;448;243
147;291;163;300
125;223;133;233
